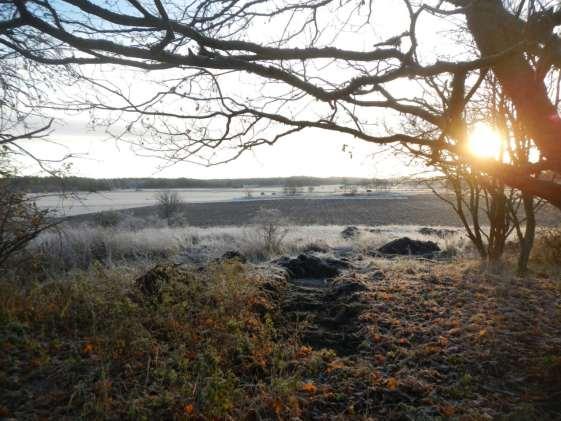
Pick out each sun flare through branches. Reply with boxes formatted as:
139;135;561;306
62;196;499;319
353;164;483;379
467;123;504;160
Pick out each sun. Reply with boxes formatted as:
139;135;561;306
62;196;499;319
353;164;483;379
467;123;504;159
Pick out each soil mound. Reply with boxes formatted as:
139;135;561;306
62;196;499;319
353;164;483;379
275;254;351;279
378;237;440;256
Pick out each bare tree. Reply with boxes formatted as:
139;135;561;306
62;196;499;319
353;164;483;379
422;73;545;273
2;1;561;207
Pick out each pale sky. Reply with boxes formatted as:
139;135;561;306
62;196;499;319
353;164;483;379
17;1;462;180
21;118;424;179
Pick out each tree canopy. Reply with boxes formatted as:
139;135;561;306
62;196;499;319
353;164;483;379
1;0;561;206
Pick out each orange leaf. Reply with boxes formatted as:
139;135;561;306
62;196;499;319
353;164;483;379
273;399;282;416
439;404;455;417
301;383;317;394
83;343;94;354
371;371;383;385
296;345;312;358
386;377;398;391
183;404;194;415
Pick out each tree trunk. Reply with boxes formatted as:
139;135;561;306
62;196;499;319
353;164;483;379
517;193;536;275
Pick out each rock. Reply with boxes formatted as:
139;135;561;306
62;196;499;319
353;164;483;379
418;227;456;238
275;254;351;279
341;226;360;239
220;250;247;263
378;237;440;256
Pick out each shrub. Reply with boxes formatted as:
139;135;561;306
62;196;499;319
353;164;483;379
252;208;289;256
0;185;54;269
94;210;123;227
531;227;561;266
155;190;183;219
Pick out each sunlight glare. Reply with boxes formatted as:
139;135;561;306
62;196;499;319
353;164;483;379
467;123;504;159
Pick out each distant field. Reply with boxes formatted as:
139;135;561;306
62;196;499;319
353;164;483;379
71;194;561;227
35;186;426;216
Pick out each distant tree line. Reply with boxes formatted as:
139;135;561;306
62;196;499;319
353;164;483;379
7;176;408;193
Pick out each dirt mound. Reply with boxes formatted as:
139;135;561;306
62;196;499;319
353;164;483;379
341;225;360;239
378;237;440;256
275;254;351;279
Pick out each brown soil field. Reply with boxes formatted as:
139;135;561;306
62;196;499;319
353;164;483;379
76;194;561;227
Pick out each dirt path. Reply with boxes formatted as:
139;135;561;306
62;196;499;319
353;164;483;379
280;276;370;356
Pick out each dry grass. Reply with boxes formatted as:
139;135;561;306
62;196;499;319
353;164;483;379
0;262;310;419
1;257;560;419
26;222;470;276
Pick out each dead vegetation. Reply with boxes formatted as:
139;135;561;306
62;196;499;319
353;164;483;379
1;253;560;419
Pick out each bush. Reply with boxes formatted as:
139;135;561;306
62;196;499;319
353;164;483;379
94;210;123;227
0;185;54;269
155;190;183;219
532;227;561;266
252;208;289;256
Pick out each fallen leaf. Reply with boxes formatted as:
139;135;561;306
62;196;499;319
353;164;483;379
371;371;383;385
439;404;455;417
301;383;317;394
183;404;194;415
83;343;94;354
386;377;398;391
296;345;312;358
273;399;282;416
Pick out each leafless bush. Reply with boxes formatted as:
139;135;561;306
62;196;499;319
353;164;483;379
155;191;183;219
531;228;561;267
94;210;123;227
0;186;55;269
252;208;289;256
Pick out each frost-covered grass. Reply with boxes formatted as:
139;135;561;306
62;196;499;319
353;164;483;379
28;220;471;276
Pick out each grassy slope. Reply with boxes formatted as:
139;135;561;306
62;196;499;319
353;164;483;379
1;258;560;419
